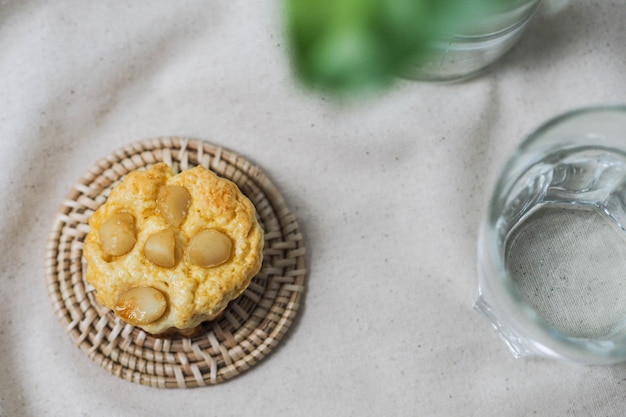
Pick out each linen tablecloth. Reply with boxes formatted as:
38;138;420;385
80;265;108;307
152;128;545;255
2;1;626;415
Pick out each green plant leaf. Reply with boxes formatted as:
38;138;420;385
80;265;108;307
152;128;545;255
284;0;519;93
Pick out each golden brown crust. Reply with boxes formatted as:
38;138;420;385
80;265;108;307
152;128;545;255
83;163;264;335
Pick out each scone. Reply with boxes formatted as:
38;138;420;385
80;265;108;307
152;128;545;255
83;162;264;335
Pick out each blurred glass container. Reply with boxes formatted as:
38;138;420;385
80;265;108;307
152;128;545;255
475;105;626;364
403;0;542;81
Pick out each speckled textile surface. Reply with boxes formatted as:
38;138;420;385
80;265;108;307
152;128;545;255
2;1;626;416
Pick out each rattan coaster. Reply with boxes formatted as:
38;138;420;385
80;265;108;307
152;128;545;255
45;137;306;388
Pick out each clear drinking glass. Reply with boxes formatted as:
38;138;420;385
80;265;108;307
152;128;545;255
403;0;542;81
475;105;626;364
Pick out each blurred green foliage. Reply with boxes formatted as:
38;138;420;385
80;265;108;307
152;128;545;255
285;0;522;93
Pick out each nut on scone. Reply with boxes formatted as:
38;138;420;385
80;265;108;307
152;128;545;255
83;163;264;335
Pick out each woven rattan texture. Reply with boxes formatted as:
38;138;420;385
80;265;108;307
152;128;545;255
45;138;306;388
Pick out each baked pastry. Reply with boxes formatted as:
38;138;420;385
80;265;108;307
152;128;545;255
83;162;264;335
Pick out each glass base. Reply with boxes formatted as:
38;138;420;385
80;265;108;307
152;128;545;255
474;295;537;358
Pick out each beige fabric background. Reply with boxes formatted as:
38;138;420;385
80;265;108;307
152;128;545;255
1;0;626;416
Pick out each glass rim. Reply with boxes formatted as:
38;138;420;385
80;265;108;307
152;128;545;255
491;104;626;223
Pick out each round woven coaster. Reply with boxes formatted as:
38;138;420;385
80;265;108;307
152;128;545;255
45;137;306;388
